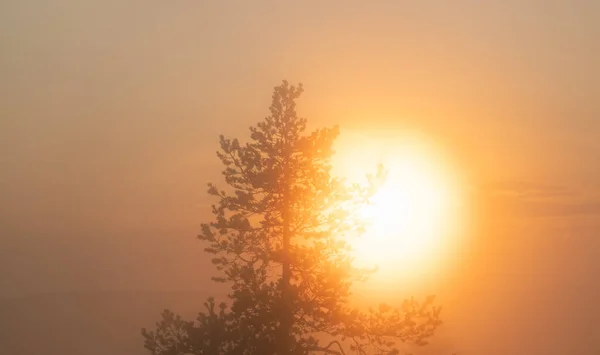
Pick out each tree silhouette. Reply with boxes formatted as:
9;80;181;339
142;81;442;355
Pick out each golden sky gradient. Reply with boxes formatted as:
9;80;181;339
1;1;599;354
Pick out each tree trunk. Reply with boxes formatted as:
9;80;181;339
281;212;292;355
280;140;293;355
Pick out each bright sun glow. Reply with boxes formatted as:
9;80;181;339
333;129;466;286
354;156;449;270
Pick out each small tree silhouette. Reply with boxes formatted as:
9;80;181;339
142;81;442;355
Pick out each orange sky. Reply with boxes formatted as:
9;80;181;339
1;1;599;354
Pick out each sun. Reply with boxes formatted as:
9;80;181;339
354;157;450;270
332;129;466;286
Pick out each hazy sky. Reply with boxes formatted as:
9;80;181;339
1;1;599;353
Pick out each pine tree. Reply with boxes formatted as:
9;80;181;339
142;81;442;355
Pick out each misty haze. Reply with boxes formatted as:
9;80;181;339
1;1;599;355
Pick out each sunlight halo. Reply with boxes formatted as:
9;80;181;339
332;128;467;289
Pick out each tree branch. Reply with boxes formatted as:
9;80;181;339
308;340;347;355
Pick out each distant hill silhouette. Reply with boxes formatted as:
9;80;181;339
0;290;220;355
